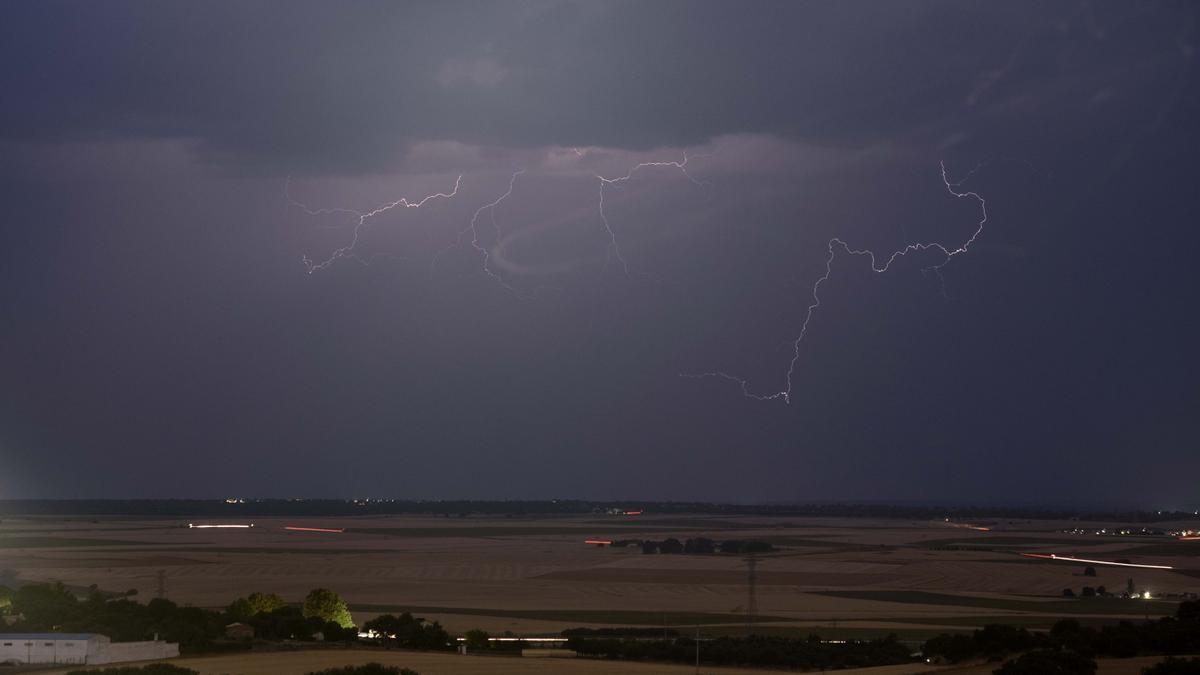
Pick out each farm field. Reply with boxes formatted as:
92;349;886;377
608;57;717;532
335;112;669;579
33;649;1200;675
2;512;1198;640
34;648;936;675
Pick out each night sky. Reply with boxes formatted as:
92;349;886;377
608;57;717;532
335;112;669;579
2;1;1198;507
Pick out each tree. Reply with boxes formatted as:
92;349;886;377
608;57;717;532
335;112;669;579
1080;587;1096;598
1096;586;1107;596
302;588;354;629
1062;589;1076;598
227;597;255;621
228;592;286;621
1083;566;1097;577
464;629;490;649
0;584;12;613
12;581;80;626
247;592;286;614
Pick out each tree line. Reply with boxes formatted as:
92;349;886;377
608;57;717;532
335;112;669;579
924;600;1200;664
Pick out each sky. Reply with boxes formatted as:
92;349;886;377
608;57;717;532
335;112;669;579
1;1;1198;507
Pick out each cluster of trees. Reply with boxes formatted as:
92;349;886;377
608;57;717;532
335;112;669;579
624;537;775;555
7;582;225;651
360;612;451;650
222;588;356;642
924;600;1200;663
566;634;911;669
4;581;361;652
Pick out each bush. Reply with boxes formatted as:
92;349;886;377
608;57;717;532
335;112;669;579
994;650;1097;675
306;665;418;675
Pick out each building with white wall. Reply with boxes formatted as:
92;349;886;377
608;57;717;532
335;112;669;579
0;633;178;666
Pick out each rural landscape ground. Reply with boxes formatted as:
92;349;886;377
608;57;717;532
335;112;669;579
3;510;1197;647
30;651;1192;675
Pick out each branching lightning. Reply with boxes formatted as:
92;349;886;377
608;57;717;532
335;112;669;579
684;161;988;403
430;170;527;296
595;153;705;275
289;157;989;406
288;175;463;273
291;151;704;293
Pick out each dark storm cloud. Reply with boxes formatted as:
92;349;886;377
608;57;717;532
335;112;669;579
2;1;1199;507
3;1;1186;173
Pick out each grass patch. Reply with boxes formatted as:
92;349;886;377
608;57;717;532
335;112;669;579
349;604;791;626
811;590;1177;616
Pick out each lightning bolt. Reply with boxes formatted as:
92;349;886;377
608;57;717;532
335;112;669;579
595;153;705;276
684;161;987;403
288;175;463;273
430;170;528;297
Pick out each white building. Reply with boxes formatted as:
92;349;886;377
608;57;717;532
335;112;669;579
0;633;179;666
